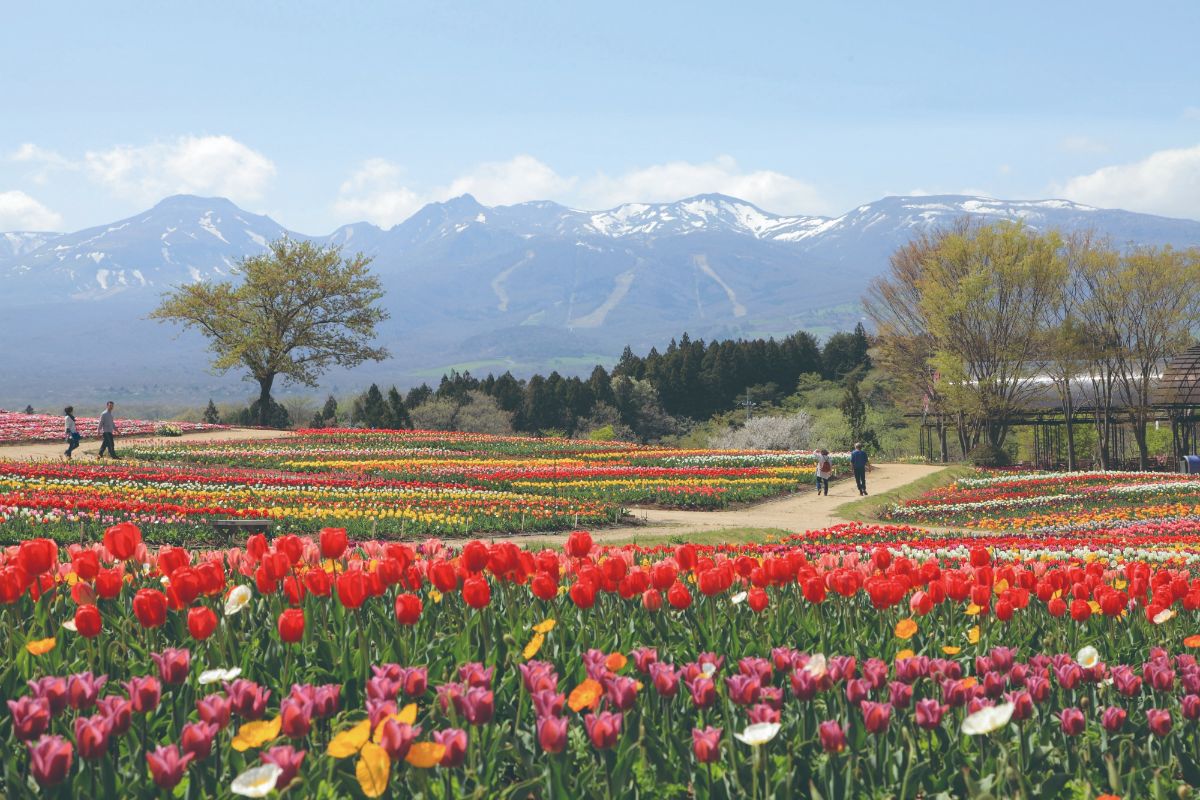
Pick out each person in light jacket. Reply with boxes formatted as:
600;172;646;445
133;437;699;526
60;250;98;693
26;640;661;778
64;407;80;459
97;400;119;459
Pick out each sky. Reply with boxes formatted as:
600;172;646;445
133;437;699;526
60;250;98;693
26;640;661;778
3;1;1199;234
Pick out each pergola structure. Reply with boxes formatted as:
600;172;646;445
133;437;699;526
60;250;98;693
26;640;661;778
1155;344;1200;462
914;345;1200;470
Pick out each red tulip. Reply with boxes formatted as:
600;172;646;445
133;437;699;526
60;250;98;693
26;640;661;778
132;588;168;628
277;608;305;644
642;588;663;611
531;572;557;601
462;576;491;609
570;581;596;609
565;531;592;558
336;570;367;609
94;567;123;600
146;744;194;788
17;538;58;576
276;535;304;565
246;533;269;562
747;586;769;612
692;726;722;763
304;568;332;597
394;593;423;626
74;603;102;638
72;550;100;580
667;581;692;609
27;734;73;787
187;606;218;640
103;522;141;560
462;540;490;573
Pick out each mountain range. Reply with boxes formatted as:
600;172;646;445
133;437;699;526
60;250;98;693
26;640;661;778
3;192;1200;407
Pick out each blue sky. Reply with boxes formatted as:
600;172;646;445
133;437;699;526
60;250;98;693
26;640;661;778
3;0;1199;233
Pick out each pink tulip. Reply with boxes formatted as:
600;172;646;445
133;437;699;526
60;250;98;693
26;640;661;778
461;687;494;725
261;745;306;788
225;679;270;720
146;744;194;788
66;672;107;711
7;696;51;741
74;714;112;760
1100;706;1127;732
27;735;73;787
914;698;945;730
124;675;162;714
538;716;569;754
584;711;623;749
280;697;314;738
97;697;132;736
818;720;846;753
1147;708;1172;738
181;721;219;760
1059;707;1085;736
150;648;191;685
27;676;68;716
861;701;891;734
433;728;468;767
196;693;232;729
377;720;420;761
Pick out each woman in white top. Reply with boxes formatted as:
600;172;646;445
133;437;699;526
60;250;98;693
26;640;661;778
816;448;833;495
64;406;80;459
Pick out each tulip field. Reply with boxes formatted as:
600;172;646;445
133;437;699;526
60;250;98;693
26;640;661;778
885;469;1200;537
8;447;1200;797
0;409;226;444
0;430;837;544
4;521;1200;798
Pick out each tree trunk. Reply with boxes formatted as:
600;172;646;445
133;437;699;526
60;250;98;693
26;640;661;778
1132;412;1150;471
258;374;275;428
938;417;949;463
1064;406;1076;472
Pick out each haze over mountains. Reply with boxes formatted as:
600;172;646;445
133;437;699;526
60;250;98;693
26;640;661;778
3;192;1200;408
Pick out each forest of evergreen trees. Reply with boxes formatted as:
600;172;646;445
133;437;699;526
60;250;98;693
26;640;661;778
332;325;872;441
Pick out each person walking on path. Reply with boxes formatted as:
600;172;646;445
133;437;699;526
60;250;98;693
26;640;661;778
63;407;80;459
97;401;120;459
816;449;833;495
850;442;871;495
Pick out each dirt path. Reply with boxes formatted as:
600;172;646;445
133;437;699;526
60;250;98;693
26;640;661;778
0;427;296;461
461;463;950;545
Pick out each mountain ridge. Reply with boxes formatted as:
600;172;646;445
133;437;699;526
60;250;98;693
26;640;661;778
2;191;1199;405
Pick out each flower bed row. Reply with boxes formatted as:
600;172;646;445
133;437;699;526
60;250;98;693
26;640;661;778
0;409;227;445
5;524;1200;796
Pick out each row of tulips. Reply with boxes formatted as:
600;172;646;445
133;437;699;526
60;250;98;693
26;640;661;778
887;470;1200;534
0;459;616;543
0;409;226;444
116;429;828;509
7;524;1200;795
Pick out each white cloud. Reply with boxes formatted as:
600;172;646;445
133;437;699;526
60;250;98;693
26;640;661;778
444;154;576;206
1055;143;1200;220
333;153;828;226
333;158;425;227
580;155;828;215
1060;136;1109;154
83;135;275;204
10;143;71;168
0;190;63;230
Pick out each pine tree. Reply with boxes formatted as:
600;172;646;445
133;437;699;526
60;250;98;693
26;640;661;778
203;399;220;424
386;386;413;429
320;395;339;425
840;371;879;448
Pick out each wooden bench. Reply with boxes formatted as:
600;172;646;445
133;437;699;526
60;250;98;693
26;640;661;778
213;518;272;544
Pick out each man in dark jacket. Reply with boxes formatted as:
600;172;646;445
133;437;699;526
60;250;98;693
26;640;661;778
850;443;870;495
98;401;120;459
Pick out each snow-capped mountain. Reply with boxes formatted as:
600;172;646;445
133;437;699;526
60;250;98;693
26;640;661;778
2;192;1199;405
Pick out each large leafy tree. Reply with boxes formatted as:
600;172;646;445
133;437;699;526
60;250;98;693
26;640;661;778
152;238;389;426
